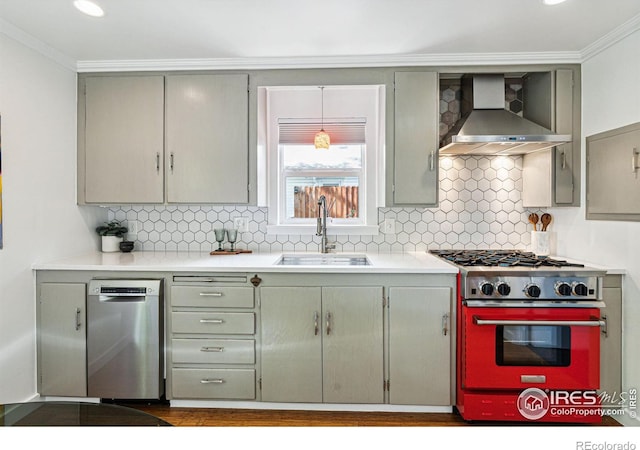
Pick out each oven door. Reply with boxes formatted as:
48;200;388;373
462;306;602;390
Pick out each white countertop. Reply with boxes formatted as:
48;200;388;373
32;251;460;274
552;255;626;275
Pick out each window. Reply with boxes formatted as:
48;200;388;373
279;119;365;224
259;86;385;235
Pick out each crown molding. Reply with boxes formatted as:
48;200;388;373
581;13;640;62
76;51;583;72
0;18;76;71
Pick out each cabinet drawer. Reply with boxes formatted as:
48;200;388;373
171;312;255;334
171;286;254;308
172;338;255;364
172;368;255;399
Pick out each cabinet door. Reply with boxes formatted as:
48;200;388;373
587;124;640;217
393;71;439;206
322;287;384;404
388;287;452;405
39;283;87;397
83;76;165;203
600;281;622;399
166;74;249;203
260;287;322;402
554;69;575;205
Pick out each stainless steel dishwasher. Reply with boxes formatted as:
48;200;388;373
87;279;164;399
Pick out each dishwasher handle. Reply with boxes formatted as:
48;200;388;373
97;295;147;302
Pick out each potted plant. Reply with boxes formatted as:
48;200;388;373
96;220;128;252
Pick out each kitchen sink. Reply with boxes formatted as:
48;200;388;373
276;254;371;266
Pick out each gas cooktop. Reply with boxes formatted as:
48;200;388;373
429;249;584;268
429;249;606;301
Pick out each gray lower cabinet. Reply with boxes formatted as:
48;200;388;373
600;275;622;399
586;121;640;220
388;287;452;406
38;283;87;397
260;286;384;404
393;71;439;206
169;280;257;400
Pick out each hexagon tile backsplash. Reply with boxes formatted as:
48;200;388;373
108;155;539;253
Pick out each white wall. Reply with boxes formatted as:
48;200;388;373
0;34;103;403
551;29;640;426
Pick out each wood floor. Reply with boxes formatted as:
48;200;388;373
121;403;622;427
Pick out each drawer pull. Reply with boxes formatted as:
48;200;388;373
200;378;225;384
199;292;223;297
200;319;225;324
201;346;224;352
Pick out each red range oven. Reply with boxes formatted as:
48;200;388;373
431;250;607;424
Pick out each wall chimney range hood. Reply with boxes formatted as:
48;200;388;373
439;74;571;156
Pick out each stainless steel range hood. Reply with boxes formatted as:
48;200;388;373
439;74;571;155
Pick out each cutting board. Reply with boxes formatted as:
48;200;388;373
209;249;253;255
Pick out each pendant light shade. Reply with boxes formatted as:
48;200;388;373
314;86;330;149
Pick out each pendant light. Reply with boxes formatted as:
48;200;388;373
314;86;330;150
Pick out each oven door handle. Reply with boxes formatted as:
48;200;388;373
473;316;605;327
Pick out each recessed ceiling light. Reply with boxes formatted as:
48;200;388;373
543;0;567;5
73;0;105;17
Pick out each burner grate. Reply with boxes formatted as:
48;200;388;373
429;249;584;268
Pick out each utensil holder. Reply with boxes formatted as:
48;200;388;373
530;231;550;256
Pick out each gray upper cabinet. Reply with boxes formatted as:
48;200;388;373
78;73;249;205
586;121;640;220
166;74;249;204
393;71;439;206
81;76;165;204
522;69;580;207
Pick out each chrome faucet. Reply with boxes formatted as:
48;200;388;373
316;195;335;253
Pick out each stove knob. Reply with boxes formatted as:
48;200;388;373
480;282;494;296
525;284;541;298
555;282;572;296
573;282;589;296
496;282;511;296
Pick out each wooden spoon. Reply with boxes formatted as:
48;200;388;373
528;213;539;231
541;213;552;231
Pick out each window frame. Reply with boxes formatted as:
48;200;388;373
258;85;385;236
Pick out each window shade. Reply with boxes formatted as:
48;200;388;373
278;118;366;145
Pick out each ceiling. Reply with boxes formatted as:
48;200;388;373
1;0;640;69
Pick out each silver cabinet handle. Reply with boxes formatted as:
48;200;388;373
156;152;160;172
429;150;435;171
632;148;639;174
560;150;566;170
200;318;224;324
201;346;224;352
75;307;82;331
442;313;449;336
314;311;319;336
170;152;175;172
200;379;224;384
600;315;608;338
473;316;605;327
326;312;332;335
199;292;223;297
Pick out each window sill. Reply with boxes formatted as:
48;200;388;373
266;224;380;236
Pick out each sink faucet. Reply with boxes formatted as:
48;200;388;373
316;195;335;253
